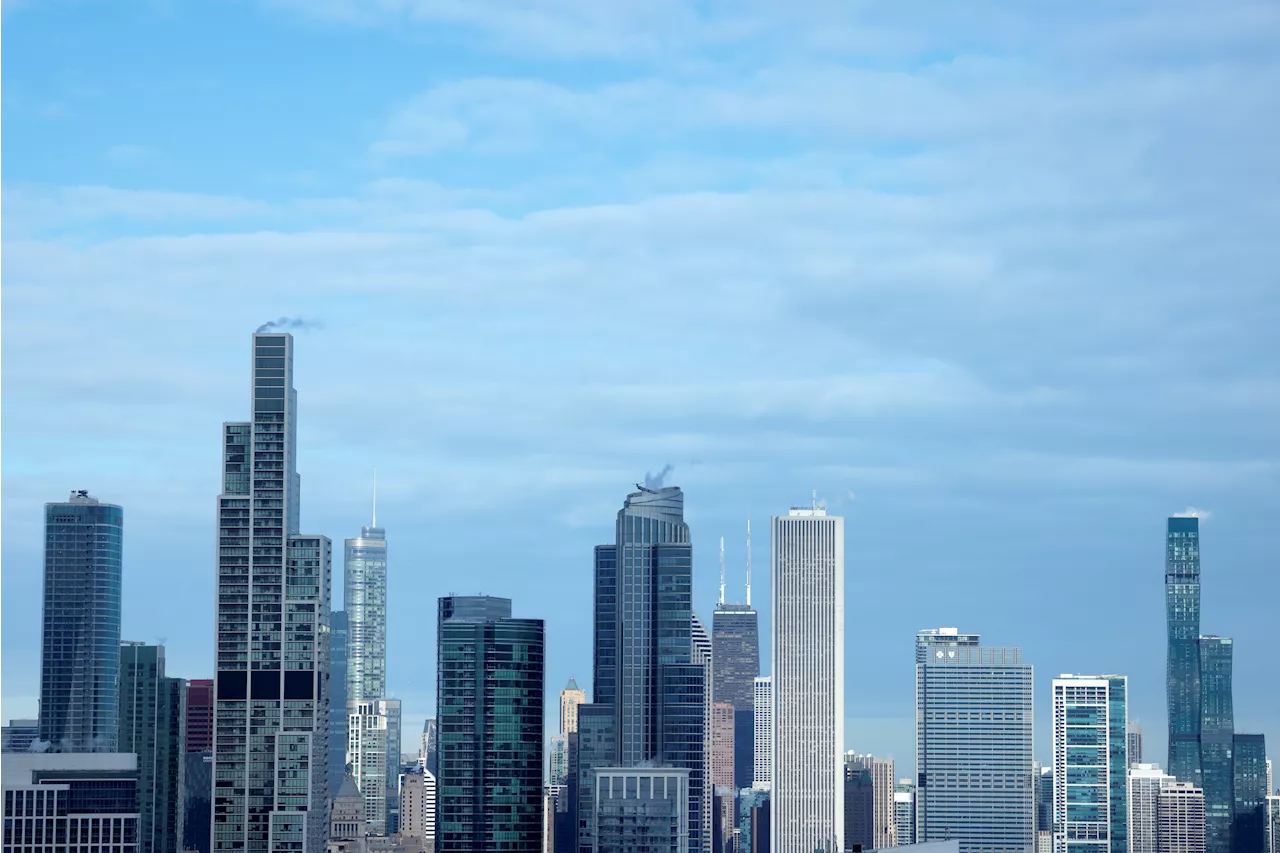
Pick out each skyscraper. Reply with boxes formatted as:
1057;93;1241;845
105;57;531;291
844;754;895;850
345;507;391;833
771;507;844;853
347;699;396;835
212;330;333;853
712;524;761;791
329;610;349;799
1159;783;1208;853
577;483;709;853
1051;675;1128;853
40;490;124;753
1199;636;1234;853
186;680;214;754
2;753;141;853
561;677;586;735
752;677;772;793
712;703;736;791
1129;723;1145;768
894;780;916;847
915;628;1034;853
119;643;187;853
1128;764;1174;853
1232;734;1268;853
1166;515;1202;788
436;595;545;853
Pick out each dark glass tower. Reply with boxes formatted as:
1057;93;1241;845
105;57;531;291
39;490;124;753
213;331;333;853
120;643;187;853
712;604;759;790
329;610;349;799
577;484;708;853
1200;636;1234;853
1230;734;1267;853
1166;515;1202;787
436;595;545;853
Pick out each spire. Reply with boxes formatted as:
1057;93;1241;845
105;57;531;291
372;467;378;527
746;518;752;607
719;536;726;606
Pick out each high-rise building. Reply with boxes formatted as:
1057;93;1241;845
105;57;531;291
120;643;186;853
843;765;875;851
436;595;545;853
1159;783;1207;853
1;720;39;753
1036;765;1054;834
329;610;349;800
712;703;736;791
186;680;214;754
550;735;570;786
1129;723;1145;768
1;753;140;853
1166;515;1202;789
40;490;124;753
845;754;895;850
738;788;771;853
328;776;366;853
1129;764;1175;853
348;700;395;835
712;524;761;791
561;677;586;735
771;507;844;853
593;768;690;853
1267;794;1279;853
577;484;709;853
915;628;1034;853
420;718;438;776
1232;735;1268;853
212;330;333;853
399;770;434;851
895;780;916;847
1051;675;1128;853
752;677;772;792
1199;636;1234;853
185;752;213;853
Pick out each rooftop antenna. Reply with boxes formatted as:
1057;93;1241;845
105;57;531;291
745;519;752;607
718;536;726;607
812;489;818;509
372;467;378;527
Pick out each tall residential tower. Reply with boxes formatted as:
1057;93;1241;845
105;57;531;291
1051;675;1128;853
1166;515;1202;788
212;331;333;853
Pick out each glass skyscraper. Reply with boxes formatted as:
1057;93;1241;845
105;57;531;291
40;490;124;753
1050;675;1128;853
1232;734;1268;853
119;642;187;853
1199;636;1234;853
328;610;349;799
212;331;333;853
915;628;1034;853
1166;515;1202;788
436;595;545;853
344;514;391;832
711;602;759;791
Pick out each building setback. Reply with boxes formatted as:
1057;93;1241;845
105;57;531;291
915;628;1034;853
212;331;333;853
436;596;544;853
771;507;844;853
1051;675;1128;853
40;491;124;753
120;643;186;853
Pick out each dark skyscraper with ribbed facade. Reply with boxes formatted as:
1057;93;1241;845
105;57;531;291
436;595;545;853
212;331;333;853
1165;515;1202;788
576;483;709;853
40;490;124;753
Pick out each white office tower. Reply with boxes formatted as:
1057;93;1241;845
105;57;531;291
348;700;397;835
1051;675;1128;853
753;677;772;791
771;507;844;853
1158;783;1206;853
1129;764;1175;853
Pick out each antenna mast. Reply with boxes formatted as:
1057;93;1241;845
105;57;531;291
719;536;726;606
745;519;752;607
372;467;378;527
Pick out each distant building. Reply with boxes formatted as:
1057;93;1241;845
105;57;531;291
1233;734;1268;853
1128;722;1145;768
330;611;350;799
713;563;760;793
40;491;124;753
593;768;690;853
119;643;186;853
1036;765;1054;834
771;507;844;853
844;765;875;851
738;788;770;853
550;734;569;786
1267;794;1279;853
1159;782;1207;853
915;628;1033;853
182;753;212;853
894;780;916;846
349;700;396;834
1051;675;1128;853
712;703;736;791
184;680;213;754
752;677;772;791
330;776;369;853
436;596;544;853
1199;636;1234;853
1129;764;1175;853
1;719;39;754
845;754;894;850
1166;515;1202;791
398;770;433;853
561;677;586;735
2;752;140;853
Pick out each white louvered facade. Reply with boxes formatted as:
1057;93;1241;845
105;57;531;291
770;508;844;853
753;677;772;791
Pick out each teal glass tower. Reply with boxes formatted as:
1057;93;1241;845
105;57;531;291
1199;636;1234;853
40;490;124;753
1051;674;1128;853
1230;734;1267;853
1165;516;1202;788
436;596;545;853
120;642;187;853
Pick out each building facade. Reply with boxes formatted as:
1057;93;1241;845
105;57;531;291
329;611;349;800
436;596;545;853
1128;764;1174;853
1128;724;1145;768
347;700;397;836
712;704;736;792
752;677;772;793
2;720;39;754
593;769;690;853
771;508;844;853
1198;637;1233;853
1231;734;1268;853
212;331;333;853
186;680;214;754
1;753;140;853
915;629;1034;853
1159;783;1207;853
738;788;770;853
561;678;586;736
40;491;124;753
345;517;392;835
1166;516;1202;789
844;754;895;850
843;765;875;851
1051;675;1127;853
895;780;916;847
712;598;760;791
185;753;214;853
119;643;186;853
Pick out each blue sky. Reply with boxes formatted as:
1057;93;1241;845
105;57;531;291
3;0;1278;768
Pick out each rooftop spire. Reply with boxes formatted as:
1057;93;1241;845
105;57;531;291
719;536;726;606
746;518;752;607
372;467;378;527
